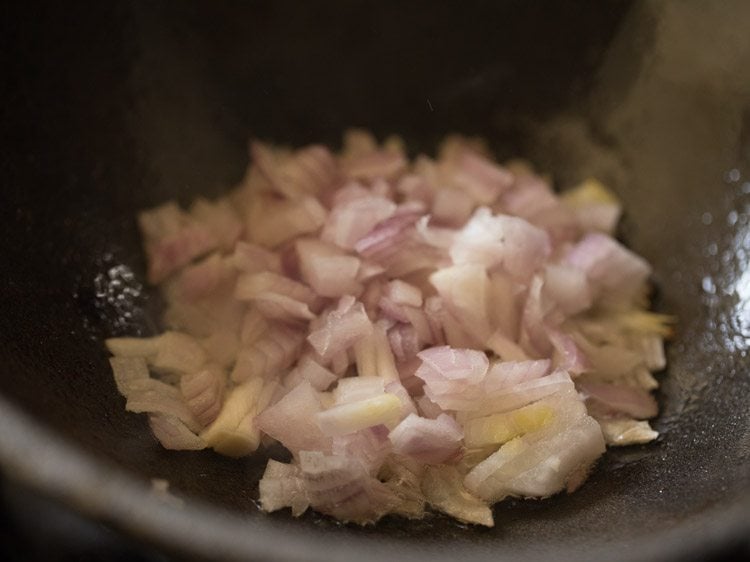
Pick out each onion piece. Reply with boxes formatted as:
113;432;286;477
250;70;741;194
315;394;403;436
298;450;398;524
285;355;338;392
388;413;463;464
422;465;493;527
246;194;327;248
149;414;206;451
577;381;659;419
200;377;265;457
231;241;282;274
307;297;373;362
417;346;489;384
256;381;332;455
566;232;651;305
598;418;659;446
321;193;397;250
259;459;310;516
429;264;492;344
235;271;317;306
450;207;550;282
296;238;362;298
332;425;392;476
190;197;243;251
231;324;305;382
180;365;226;427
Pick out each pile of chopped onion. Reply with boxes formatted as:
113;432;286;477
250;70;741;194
106;130;672;526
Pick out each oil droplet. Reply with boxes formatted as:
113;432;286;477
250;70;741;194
702;276;716;294
701;212;713;225
725;168;741;183
728;210;739;226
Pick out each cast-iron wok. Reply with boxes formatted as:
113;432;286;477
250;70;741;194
1;1;748;560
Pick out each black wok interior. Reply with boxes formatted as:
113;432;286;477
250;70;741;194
1;2;749;560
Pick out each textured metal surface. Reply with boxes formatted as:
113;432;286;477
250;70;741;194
0;1;748;560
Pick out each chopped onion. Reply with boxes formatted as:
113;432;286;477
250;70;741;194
109;131;670;527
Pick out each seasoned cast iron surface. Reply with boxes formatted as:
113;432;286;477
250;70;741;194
1;1;748;560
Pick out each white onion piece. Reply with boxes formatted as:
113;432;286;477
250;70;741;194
308;297;373;362
315;394;403;436
108;332;209;376
231;324;304;382
542;264;592;316
122;378;201;433
296;238;362;298
389;413;463;464
256;381;331;455
200;330;239;369
450;207;550;281
258;459;309;516
578;381;658;419
176;253;235;302
487;272;522;342
231;241;282;274
333;376;385;404
638;335;667;371
397;174;434;206
354;211;423;260
429;264;492;344
321;194;397;250
105;337;159;358
496;416;604;500
548;329;589;375
251;142;337;199
235;271;316;306
431;188;475;227
342;150;407;181
566;232;651;304
150;332;209;376
571;332;643;379
598;418;658;446
379;456;427;519
180;365;226;427
332;425;391;475
483;359;550;391
385;280;422;307
465;397;604;502
148;414;206;451
109;356;149;395
449;150;514;205
190;197;243;251
519;275;554;358
422;465;493;527
415;215;457;249
285;355;337;392
239;309;269;345
298;450;397;524
388;324;420;362
486;331;529;362
247;194;327;248
500;174;559;219
417;346;489;384
415;394;444;420
252;293;315;321
200;377;264;457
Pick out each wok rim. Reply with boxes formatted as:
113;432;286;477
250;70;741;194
0;394;747;562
